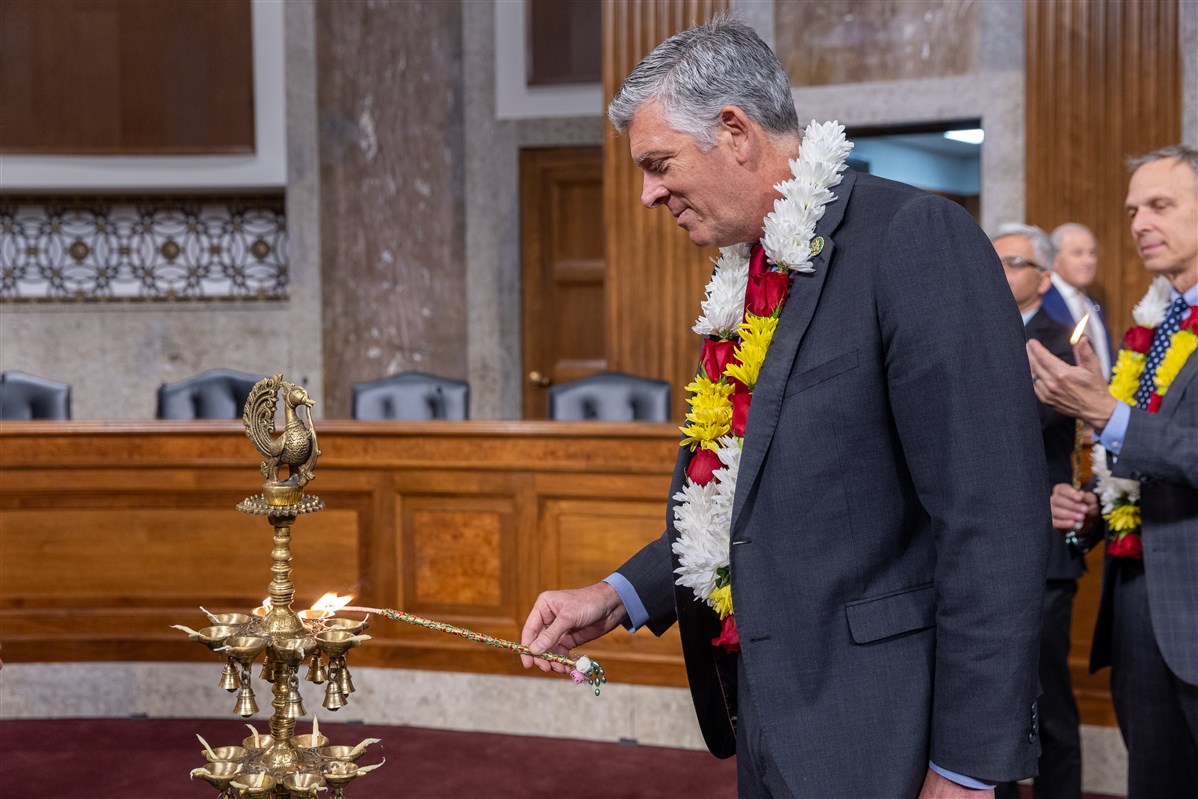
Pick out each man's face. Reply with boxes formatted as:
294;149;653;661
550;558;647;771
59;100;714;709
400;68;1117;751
995;235;1051;313
1052;228;1098;289
1125;158;1198;289
627;101;759;248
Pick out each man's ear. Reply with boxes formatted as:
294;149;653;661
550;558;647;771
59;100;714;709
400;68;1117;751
718;106;755;164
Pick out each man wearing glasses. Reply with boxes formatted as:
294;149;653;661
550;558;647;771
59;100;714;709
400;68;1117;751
991;223;1084;799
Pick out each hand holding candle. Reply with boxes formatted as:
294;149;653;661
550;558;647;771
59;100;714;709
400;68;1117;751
1065;313;1091;554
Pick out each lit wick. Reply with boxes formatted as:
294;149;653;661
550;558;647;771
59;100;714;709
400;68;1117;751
1066;311;1091;555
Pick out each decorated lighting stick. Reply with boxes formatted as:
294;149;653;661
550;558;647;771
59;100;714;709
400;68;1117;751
1065;312;1092;555
341;605;606;695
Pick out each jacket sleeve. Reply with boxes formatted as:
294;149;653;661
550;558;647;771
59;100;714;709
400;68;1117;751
876;194;1049;781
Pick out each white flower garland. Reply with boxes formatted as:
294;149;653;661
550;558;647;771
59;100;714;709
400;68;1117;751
673;121;853;609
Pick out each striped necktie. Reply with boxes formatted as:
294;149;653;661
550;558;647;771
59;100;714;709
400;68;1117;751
1132;296;1190;408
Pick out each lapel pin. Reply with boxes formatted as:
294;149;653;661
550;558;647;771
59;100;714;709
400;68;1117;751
809;236;825;257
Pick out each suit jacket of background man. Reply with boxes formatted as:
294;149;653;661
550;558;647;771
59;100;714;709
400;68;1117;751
1042;282;1114;359
1090;343;1198;686
1025;308;1085;581
618;170;1050;798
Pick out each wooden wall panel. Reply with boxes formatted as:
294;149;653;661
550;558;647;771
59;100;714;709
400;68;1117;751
0;421;685;685
602;0;730;421
1027;0;1180;728
0;0;254;154
1026;0;1180;340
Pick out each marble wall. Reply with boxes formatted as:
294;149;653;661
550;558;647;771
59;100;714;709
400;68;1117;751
4;0;1193;420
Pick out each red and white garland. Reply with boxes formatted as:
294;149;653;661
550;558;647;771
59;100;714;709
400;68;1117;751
1095;276;1197;558
672;121;853;651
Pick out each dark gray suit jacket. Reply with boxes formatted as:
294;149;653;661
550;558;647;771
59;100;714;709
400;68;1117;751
1091;347;1198;684
618;170;1049;797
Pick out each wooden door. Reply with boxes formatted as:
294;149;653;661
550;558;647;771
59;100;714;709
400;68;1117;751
520;147;606;419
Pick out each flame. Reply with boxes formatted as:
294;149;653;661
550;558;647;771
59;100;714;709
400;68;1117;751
310;593;353;613
252;597;272;617
1070;312;1090;345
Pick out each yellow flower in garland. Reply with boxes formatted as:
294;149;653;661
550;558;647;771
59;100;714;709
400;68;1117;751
1105;503;1140;533
710;584;734;620
1154;330;1198;396
680;376;734;450
1109;349;1146;404
724;313;779;389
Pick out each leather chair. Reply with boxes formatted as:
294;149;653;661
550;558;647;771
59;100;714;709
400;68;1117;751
547;371;671;422
351;372;470;420
156;369;263;420
0;371;72;420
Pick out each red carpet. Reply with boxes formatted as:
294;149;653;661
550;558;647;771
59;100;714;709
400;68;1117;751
0;717;737;799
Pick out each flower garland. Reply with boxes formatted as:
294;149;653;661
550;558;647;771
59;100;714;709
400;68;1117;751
1095;276;1198;558
672;121;853;652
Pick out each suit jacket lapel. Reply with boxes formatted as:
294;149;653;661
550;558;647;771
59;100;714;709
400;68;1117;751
731;169;857;533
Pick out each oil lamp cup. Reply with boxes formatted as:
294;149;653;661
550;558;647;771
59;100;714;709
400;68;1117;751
191;761;243;798
273;637;317;668
292;733;329;751
242;734;276;755
282;771;326;797
322;616;370;635
321;761;358;799
230;772;276;799
192;625;242;651
316;745;364;764
202;745;248;764
207;612;253;628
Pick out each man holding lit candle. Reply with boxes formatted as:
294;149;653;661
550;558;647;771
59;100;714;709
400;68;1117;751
1027;144;1198;797
990;222;1083;799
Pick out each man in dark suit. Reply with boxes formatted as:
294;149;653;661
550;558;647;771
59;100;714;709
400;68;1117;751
1029;144;1198;797
1041;223;1114;379
990;223;1083;799
521;18;1048;798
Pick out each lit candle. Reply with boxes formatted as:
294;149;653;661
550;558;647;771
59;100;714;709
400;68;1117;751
1065;312;1092;555
1070;312;1090;346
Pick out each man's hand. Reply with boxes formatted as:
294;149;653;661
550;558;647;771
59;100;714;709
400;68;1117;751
918;768;994;798
1027;337;1117;429
520;582;628;673
1051;483;1099;533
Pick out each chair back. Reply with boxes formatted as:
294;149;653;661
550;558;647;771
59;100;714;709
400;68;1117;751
547;371;671;422
156;369;263;420
351;372;470;420
0;371;72;420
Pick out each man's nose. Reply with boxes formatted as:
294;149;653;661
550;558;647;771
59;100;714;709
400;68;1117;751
641;176;667;208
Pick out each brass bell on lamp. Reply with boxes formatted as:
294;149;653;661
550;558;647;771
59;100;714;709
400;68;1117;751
336;663;354;696
323;681;346;711
220;660;242;692
234;685;259;717
283;688;307;719
306;653;327;685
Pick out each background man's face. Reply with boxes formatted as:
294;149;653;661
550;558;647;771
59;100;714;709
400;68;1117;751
1126;158;1198;286
1053;228;1098;289
995;235;1051;313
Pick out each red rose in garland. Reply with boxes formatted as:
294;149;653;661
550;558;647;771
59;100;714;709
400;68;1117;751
686;447;722;486
745;270;791;317
1123;326;1154;353
700;338;737;381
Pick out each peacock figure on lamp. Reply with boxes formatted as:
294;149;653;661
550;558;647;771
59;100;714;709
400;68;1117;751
243;374;320;507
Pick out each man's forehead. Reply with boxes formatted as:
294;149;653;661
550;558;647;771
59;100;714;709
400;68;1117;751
1127;158;1197;203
